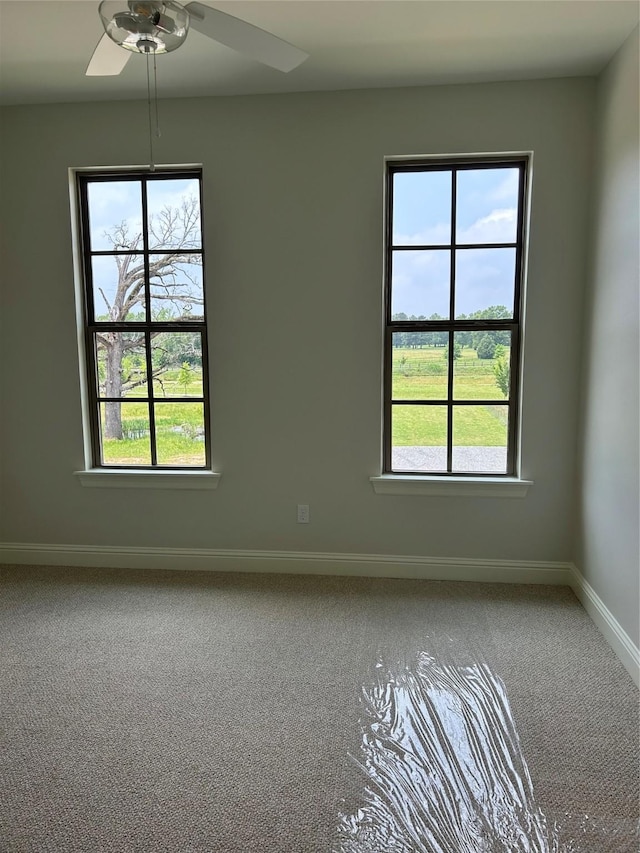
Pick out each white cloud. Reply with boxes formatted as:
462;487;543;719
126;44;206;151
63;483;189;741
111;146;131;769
393;222;451;247
391;250;450;316
394;205;517;247
88;181;143;250
458;208;517;244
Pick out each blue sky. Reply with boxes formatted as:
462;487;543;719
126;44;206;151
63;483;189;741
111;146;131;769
87;178;200;251
391;168;519;317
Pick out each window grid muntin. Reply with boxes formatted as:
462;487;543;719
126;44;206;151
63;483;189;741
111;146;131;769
78;170;210;470
384;156;527;476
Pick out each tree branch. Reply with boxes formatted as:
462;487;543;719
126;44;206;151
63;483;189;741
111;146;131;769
150;293;204;304
97;287;112;316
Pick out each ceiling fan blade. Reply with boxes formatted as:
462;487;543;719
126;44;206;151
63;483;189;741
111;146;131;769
86;33;132;76
185;2;309;72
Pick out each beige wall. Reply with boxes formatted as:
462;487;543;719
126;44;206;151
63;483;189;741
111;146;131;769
0;78;594;560
575;28;640;645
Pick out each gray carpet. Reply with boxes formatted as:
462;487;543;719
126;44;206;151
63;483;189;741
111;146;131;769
0;565;638;852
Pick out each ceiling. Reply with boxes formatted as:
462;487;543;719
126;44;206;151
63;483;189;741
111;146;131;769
1;0;638;106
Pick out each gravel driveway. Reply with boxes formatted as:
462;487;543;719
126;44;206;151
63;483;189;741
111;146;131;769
392;445;507;473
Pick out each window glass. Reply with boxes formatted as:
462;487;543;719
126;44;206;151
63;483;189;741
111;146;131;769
150;332;203;398
391;250;450;318
392;332;448;401
147;178;201;249
455;248;516;319
385;158;526;476
456;168;519;244
392;405;448;473
149;254;203;320
452;405;509;474
99;402;151;466
88;181;142;251
80;171;210;469
91;255;145;322
155;402;206;466
392;171;451;245
453;331;511;401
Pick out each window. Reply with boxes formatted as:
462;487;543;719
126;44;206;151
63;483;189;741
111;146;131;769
384;156;529;477
76;170;211;469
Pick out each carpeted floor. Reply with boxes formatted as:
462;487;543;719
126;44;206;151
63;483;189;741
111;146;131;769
0;565;638;852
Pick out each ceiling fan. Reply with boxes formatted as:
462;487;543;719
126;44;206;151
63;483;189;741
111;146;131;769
86;0;309;76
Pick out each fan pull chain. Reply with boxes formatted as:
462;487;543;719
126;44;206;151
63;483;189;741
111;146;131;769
145;50;161;171
146;51;154;171
153;52;161;142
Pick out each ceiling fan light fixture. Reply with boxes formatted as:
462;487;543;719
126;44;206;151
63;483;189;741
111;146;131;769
87;0;309;76
98;0;189;54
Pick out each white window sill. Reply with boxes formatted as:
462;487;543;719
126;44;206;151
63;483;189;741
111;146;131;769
370;475;532;497
75;470;221;490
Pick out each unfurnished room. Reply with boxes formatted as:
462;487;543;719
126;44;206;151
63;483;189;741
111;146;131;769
0;2;638;851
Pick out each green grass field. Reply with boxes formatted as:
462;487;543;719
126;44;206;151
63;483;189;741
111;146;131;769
100;346;509;464
100;368;205;466
392;346;509;446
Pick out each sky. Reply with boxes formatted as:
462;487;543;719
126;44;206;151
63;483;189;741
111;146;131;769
86;168;520;321
87;178;200;251
391;168;520;318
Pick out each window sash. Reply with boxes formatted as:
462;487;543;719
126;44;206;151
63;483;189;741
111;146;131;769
383;157;528;477
77;170;211;470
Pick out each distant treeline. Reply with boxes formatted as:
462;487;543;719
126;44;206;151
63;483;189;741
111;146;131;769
392;306;511;352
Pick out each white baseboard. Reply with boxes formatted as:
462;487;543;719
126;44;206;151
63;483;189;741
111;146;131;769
0;541;572;585
570;564;640;688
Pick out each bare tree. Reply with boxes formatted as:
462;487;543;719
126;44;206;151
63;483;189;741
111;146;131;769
96;196;203;440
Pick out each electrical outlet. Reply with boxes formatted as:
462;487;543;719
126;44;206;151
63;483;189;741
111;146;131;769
297;504;310;523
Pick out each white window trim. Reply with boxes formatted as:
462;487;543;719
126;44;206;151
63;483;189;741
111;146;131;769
370;475;532;497
379;151;534;490
69;164;217;482
75;470;221;490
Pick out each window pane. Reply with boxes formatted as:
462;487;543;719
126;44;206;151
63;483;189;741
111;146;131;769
99;402;151;465
392;171;451;246
149;254;204;321
452;405;508;473
392;333;448;400
392;405;447;472
155;402;206;466
455;248;515;319
391;250;450;319
147;179;201;250
91;255;145;322
95;332;147;398
87;181;143;252
456;168;519;244
150;332;203;397
453;332;511;400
